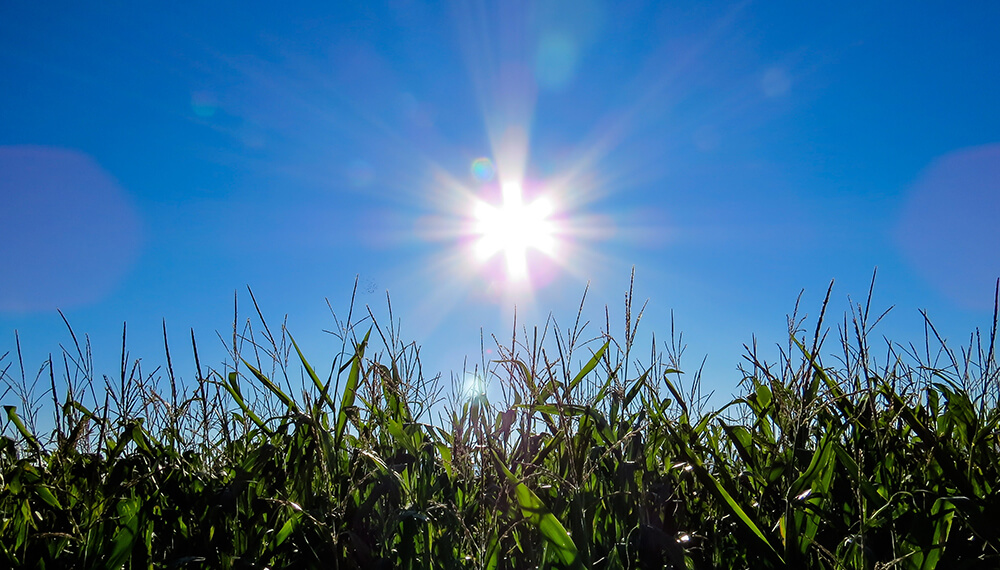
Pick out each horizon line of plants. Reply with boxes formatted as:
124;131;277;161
2;273;999;569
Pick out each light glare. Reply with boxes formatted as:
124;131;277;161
473;181;557;281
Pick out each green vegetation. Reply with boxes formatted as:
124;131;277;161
2;277;999;569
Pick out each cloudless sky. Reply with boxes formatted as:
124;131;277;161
2;1;999;408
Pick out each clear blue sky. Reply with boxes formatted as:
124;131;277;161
2;1;998;405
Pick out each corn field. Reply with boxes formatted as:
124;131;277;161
2;280;999;569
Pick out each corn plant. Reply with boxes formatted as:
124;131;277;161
1;276;998;568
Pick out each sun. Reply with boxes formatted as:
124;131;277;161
472;181;557;281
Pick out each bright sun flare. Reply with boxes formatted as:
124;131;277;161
473;181;557;281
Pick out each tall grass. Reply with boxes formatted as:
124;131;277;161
1;274;998;569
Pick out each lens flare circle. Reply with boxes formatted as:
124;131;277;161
461;372;487;401
471;157;496;182
473;181;557;281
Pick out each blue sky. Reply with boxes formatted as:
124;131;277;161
2;1;998;405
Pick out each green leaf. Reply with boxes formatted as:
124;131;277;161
791;336;855;418
108;498;140;570
784;431;837;560
290;334;337;413
697;461;779;561
755;383;772;410
385;418;418;457
514;482;581;568
568;340;610;392
624;367;651;407
242;360;297;411
65;400;99;422
485;535;500;570
4;406;40;452
222;372;271;434
525;404;612;444
788;431;836;500
32;485;62;510
493;449;583;568
670;429;783;566
924;498;955;570
832;443;885;508
275;515;297;546
336;329;370;448
722;423;756;469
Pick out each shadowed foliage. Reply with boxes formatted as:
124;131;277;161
2;276;999;569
